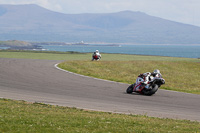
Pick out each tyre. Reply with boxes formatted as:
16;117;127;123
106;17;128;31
126;84;135;94
142;84;158;96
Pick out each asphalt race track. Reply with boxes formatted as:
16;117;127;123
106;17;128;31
0;58;200;121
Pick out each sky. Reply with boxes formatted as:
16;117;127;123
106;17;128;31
0;0;200;27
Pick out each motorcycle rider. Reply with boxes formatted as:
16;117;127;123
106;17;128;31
133;69;162;92
92;50;101;61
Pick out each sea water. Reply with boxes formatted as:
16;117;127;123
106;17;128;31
41;44;200;58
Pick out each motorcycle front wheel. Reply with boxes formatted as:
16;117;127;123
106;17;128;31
126;83;135;94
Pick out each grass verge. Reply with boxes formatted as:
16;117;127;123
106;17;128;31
0;50;89;60
0;98;199;133
0;50;199;62
58;60;200;94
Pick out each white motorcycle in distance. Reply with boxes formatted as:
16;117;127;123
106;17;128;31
126;75;165;96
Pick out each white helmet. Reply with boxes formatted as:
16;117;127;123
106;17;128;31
96;50;99;53
153;69;160;74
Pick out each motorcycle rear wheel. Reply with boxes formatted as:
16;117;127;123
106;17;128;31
142;84;158;96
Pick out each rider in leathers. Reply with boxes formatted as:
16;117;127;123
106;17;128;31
92;50;101;61
133;69;162;92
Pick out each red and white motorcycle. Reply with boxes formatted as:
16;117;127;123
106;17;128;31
92;53;101;61
126;75;165;96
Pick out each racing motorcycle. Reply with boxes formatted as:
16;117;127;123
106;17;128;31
126;76;165;96
92;54;101;61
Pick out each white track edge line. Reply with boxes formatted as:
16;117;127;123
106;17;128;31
54;63;127;85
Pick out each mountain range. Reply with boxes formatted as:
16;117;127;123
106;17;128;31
0;4;200;44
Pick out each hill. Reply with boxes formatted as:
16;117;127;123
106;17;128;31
0;40;31;46
0;4;200;44
0;40;41;50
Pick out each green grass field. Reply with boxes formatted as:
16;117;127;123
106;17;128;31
0;99;199;133
58;60;200;94
0;50;200;132
0;50;199;62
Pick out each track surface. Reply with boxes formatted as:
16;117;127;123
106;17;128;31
0;58;200;121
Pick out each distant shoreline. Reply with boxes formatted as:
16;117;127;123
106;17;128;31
31;42;200;46
86;43;200;46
